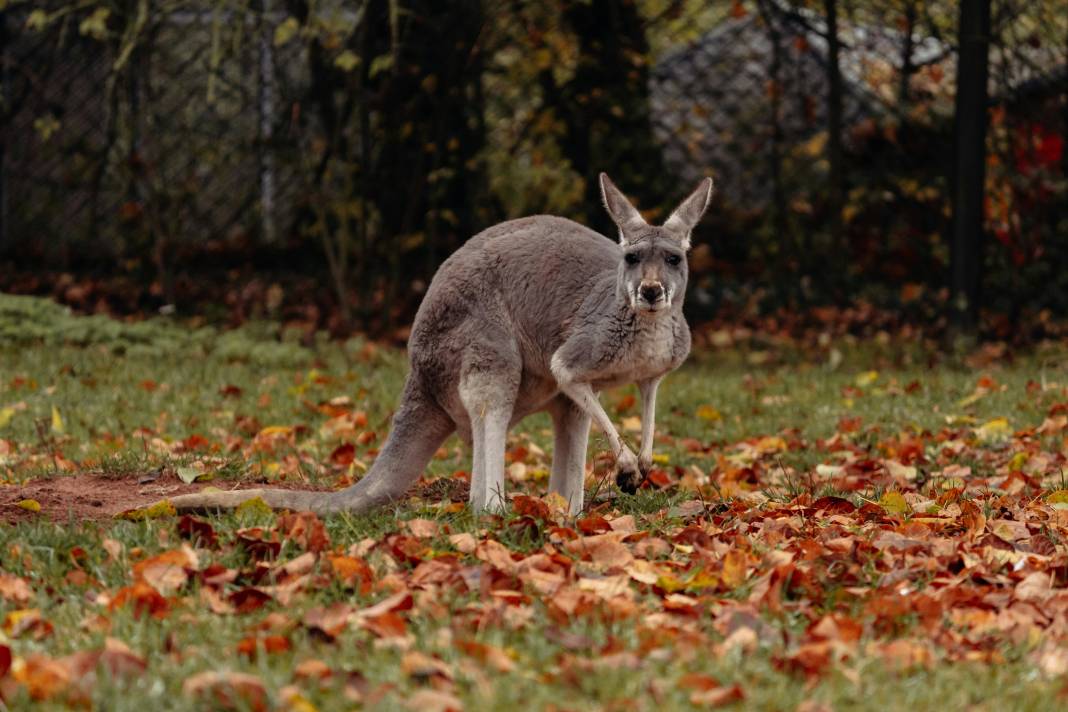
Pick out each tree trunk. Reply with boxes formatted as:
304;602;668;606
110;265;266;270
366;0;487;330
824;0;845;265
542;0;667;232
757;0;791;298
948;0;992;340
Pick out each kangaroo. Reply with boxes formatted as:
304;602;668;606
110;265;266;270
167;173;713;516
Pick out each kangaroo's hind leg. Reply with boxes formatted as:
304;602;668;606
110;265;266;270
458;344;520;514
548;396;591;515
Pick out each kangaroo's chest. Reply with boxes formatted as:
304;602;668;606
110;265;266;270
596;317;678;387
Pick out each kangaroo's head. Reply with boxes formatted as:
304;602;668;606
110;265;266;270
599;173;714;315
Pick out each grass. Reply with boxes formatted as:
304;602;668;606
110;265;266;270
1;295;1068;709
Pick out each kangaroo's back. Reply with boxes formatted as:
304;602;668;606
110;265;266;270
409;215;618;363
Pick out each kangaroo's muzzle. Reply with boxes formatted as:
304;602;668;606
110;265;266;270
638;281;665;310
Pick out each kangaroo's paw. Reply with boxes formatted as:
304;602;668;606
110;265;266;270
614;449;642;495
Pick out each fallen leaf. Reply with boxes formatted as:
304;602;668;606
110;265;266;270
878;491;909;515
182;671;269;712
697;405;722;421
3;608;53;639
0;573;34;604
565;533;633;568
405;689;463;712
133;545;198;596
975;417;1011;443
449;533;477;553
51;406;64;434
406;518;439;538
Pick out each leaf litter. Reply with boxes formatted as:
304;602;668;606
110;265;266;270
3;338;1068;706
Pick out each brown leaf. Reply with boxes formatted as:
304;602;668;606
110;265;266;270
182;671;269;712
448;532;477;554
177;515;218;547
401;651;453;681
565;533;633;568
355;590;413;619
1015;571;1052;602
304;603;355;641
406;518;440;538
293;658;333;681
689;683;746;707
235;527;282;560
405;689;463;712
0;572;33;604
774;641;833;679
102;538;124;563
361;611;408;639
476;539;519;575
133;546;198;596
577;514;612;535
806;614;863;646
278;551;318;578
97;638;148;677
3;608;53;640
720;550;749;589
277;511;331;553
513;495;553;521
228;587;273;614
454;639;516;672
236;634;291;660
867;639;934;671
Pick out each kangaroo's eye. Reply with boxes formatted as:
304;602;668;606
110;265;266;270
665;254;682;267
624;253;640;266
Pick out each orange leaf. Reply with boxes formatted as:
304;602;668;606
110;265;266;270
720;550;748;590
110;581;170;619
361;611;408;639
328;554;374;593
236;634;291;660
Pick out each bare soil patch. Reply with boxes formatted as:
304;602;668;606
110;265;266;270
0;473;324;524
0;473;471;524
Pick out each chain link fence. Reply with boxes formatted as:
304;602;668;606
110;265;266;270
1;4;307;255
1;1;1065;331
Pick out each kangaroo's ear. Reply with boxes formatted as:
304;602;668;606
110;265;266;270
663;177;714;249
599;172;647;242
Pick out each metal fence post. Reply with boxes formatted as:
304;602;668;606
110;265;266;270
0;9;8;252
258;0;277;244
949;0;992;339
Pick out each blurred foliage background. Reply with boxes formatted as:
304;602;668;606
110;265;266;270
0;0;1065;341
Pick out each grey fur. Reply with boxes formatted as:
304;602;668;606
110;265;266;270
167;174;713;516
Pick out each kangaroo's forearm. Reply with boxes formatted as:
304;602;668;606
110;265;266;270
638;377;661;463
558;382;628;458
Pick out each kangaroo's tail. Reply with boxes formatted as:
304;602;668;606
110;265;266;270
164;379;455;515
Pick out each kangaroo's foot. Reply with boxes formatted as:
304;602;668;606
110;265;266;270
614;447;643;495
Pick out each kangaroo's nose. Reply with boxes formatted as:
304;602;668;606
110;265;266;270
640;283;663;303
